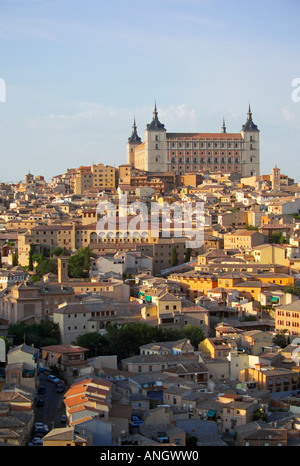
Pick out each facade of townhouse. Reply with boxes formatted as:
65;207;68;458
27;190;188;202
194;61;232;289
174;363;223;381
42;427;91;446
239;330;275;355
167;272;218;300
223;229;266;250
239;363;299;393
121;352;200;374
0;282;75;324
222;398;256;434
275;300;300;335
41;344;89;384
234;421;288;446
198;337;235;359
53;300;144;344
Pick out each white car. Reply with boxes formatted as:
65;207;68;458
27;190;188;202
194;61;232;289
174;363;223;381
47;375;60;383
34;423;49;432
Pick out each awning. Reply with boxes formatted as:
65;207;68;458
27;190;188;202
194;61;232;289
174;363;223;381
271;297;279;303
206;410;216;417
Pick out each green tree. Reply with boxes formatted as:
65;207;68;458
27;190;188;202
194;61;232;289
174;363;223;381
76;332;111;358
77;322;186;361
183;325;204;348
35;257;58;278
269;232;285;244
28;245;34;271
273;330;288;348
68;247;92;278
12;252;18;267
171;246;178;267
253;407;268;421
8;321;60;348
185;248;192;262
283;285;300;297
51;247;68;257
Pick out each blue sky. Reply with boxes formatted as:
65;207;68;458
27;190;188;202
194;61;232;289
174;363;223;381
0;0;300;182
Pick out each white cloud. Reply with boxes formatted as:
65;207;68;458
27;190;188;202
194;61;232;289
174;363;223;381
281;106;297;122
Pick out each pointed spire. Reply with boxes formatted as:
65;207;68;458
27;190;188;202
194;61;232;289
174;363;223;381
242;102;258;132
221;117;226;133
128;117;141;144
153;101;158;120
247;102;252;120
146;102;166;131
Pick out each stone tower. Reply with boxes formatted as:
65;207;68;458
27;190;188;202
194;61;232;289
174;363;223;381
57;256;69;283
144;103;168;172
272;165;281;191
240;104;260;177
127;118;142;167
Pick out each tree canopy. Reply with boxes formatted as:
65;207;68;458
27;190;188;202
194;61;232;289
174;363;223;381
76;322;205;360
8;321;61;348
68;247;93;278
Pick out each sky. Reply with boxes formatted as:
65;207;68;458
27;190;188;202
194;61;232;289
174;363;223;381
0;0;300;183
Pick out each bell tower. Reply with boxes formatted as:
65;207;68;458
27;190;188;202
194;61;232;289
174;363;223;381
240;104;260;177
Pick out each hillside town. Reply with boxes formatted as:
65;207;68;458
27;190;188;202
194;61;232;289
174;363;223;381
1;108;300;448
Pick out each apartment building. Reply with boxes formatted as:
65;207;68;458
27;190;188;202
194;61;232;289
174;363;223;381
239;363;299;393
0;282;75;324
41;344;89;384
224;229;265;250
70;166;93;195
275;300;300;335
91;163;116;190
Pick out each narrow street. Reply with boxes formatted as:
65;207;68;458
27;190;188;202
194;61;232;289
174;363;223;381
34;373;67;431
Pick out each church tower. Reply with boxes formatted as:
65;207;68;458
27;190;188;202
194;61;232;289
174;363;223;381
240;104;260;177
127;118;142;167
144;103;168;172
272;165;281;191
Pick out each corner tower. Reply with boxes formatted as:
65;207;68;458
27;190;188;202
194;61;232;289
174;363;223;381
240;104;260;177
127;118;142;167
144;103;168;172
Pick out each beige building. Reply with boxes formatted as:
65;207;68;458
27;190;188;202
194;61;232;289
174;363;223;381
275;300;300;335
221;397;256;434
0;282;75;324
239;330;274;355
253;243;288;265
41;344;89;384
121;352;200;374
91;163;116;190
239;363;299;393
224;229;265;250
199;337;236;359
70;166;93;195
42;427;91;446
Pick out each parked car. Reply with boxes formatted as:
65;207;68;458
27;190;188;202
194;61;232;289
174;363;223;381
56;384;64;393
28;437;43;446
34;427;48;436
37;385;46;394
60;414;67;424
131;415;143;426
34;423;49;432
36;399;44;407
48;375;60;384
